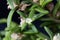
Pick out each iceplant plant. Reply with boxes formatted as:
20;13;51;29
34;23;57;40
1;0;60;40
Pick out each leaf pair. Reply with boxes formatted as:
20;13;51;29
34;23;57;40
36;33;50;40
23;23;38;34
53;0;60;17
40;0;52;7
3;31;12;40
44;26;53;40
29;4;39;18
32;7;49;21
4;8;19;40
17;10;26;18
7;0;20;9
7;8;17;27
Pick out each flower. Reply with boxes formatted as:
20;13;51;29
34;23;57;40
11;33;19;40
11;33;25;40
53;33;60;40
44;39;47;40
26;18;32;24
33;0;39;3
19;18;32;27
19;18;25;27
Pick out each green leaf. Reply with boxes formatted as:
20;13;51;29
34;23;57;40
5;22;19;31
7;8;16;27
40;18;54;21
32;13;48;21
0;18;7;23
36;33;50;40
0;18;19;31
42;0;52;7
7;0;19;9
57;24;60;29
23;30;36;34
14;0;20;5
0;31;5;36
30;36;36;40
40;0;52;7
23;23;38;34
35;7;49;14
0;37;2;40
30;24;38;33
40;22;52;27
44;26;53;40
21;22;27;31
3;31;12;40
28;9;35;18
29;4;38;10
7;0;15;9
53;0;60;17
17;10;26;18
39;0;44;6
31;7;49;21
29;4;38;19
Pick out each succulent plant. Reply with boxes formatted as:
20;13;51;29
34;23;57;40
0;0;60;40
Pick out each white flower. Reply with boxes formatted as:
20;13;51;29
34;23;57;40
19;18;25;27
33;0;38;3
44;39;47;40
53;33;60;40
26;18;32;24
19;18;32;27
11;33;19;40
11;33;25;40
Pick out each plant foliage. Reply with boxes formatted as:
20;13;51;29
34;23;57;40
0;0;60;40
